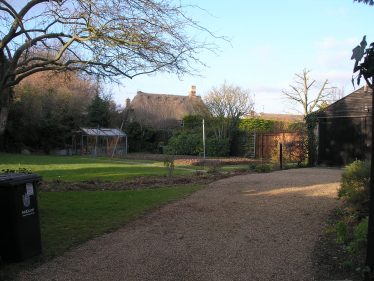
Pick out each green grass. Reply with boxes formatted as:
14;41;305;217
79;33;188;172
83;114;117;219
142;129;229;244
38;186;202;258
0;153;195;181
0;153;208;280
221;164;250;171
0;185;203;279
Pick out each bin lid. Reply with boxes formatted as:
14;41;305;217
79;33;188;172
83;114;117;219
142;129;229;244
0;173;42;187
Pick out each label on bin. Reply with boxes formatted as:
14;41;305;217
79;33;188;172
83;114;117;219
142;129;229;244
22;189;35;217
22;207;35;217
22;193;31;208
26;183;34;196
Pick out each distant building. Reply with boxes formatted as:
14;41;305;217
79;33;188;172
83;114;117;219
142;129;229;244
124;85;209;129
256;113;304;123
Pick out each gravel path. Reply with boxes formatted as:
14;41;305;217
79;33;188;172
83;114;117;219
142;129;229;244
16;167;342;281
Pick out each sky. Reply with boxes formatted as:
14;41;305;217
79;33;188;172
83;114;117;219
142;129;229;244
110;0;374;114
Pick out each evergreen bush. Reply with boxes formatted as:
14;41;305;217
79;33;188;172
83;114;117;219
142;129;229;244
165;132;202;155
339;160;370;215
206;138;230;157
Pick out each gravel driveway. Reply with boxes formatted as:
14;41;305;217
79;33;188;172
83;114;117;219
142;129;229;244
16;167;342;281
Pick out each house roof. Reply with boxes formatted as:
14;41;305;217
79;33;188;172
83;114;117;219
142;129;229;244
257;113;304;122
80;128;126;137
317;86;372;118
126;90;209;128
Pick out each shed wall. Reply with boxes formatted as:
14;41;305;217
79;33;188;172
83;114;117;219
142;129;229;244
317;116;371;166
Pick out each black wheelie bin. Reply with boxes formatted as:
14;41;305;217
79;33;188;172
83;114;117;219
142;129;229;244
0;173;42;262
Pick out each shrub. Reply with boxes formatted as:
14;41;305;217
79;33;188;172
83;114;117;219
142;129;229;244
204;160;223;174
239;118;276;133
163;155;175;177
254;164;272;173
348;217;368;253
339;160;370;215
165;132;202;155
335;220;349;244
283;134;307;166
206;138;230;157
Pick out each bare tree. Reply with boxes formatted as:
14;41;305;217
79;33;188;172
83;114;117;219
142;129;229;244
282;69;334;116
0;0;218;135
204;82;254;139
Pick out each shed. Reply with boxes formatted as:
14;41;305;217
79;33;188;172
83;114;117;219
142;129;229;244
72;128;127;157
316;86;372;165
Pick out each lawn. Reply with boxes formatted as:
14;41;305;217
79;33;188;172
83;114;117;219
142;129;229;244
0;153;199;181
0;153;246;279
0;185;203;280
39;185;202;258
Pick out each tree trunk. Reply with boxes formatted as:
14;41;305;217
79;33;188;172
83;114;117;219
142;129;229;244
0;105;9;136
0;86;12;137
0;49;12;137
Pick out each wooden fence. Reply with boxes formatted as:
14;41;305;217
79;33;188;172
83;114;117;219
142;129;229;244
255;132;306;160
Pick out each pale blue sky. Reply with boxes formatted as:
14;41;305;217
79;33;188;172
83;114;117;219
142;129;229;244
112;1;374;114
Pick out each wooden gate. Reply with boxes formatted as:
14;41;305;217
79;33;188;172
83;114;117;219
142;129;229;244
255;132;305;160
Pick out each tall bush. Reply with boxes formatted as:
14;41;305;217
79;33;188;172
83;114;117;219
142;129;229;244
5;72;96;152
165;132;202;155
339;160;370;215
206;138;230;157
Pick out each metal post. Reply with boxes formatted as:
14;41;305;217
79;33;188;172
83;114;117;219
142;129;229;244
112;121;124;158
125;135;128;155
253;132;256;158
203;119;206;159
279;142;283;170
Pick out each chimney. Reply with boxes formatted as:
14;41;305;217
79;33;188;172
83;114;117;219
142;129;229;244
364;83;369;93
126;98;131;108
188;85;196;98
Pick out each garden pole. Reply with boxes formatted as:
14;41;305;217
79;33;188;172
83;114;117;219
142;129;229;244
279;143;283;170
203;119;206;159
111;120;124;158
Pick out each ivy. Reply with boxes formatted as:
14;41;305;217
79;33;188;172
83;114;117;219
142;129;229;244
238;118;275;133
305;112;319;166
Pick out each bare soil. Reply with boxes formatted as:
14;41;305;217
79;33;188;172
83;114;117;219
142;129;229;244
38;171;246;192
123;153;262;166
15;167;342;281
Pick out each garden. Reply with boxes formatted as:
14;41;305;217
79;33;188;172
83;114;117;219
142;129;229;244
0;152;267;280
314;160;371;280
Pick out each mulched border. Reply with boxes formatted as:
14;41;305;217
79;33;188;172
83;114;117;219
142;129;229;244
39;170;253;192
312;207;365;281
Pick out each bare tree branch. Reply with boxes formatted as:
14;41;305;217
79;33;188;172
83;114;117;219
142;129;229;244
0;0;221;135
204;81;254;139
282;69;334;116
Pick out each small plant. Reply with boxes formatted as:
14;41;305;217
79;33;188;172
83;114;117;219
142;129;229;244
163;155;175;177
335;220;349;244
205;160;223;174
249;163;257;171
348;217;368;253
254;164;272;173
338;160;370;215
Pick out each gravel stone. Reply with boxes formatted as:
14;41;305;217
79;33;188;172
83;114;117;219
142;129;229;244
16;167;342;281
